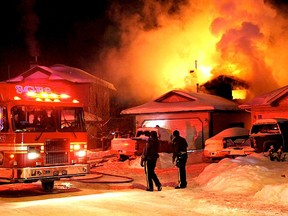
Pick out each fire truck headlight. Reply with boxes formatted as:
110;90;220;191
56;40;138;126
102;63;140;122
28;152;40;160
73;144;81;150
0;152;3;165
76;150;86;157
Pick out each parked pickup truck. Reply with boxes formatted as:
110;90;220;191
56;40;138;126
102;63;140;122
249;118;288;153
110;127;173;159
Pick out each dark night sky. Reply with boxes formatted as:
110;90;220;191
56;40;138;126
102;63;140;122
0;0;119;80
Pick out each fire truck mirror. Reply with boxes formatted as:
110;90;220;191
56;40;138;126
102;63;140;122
0;107;3;131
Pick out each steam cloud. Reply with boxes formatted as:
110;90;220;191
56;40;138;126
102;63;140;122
95;0;288;104
20;0;40;59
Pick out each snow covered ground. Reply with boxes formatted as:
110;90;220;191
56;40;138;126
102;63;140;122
91;151;288;215
2;152;288;216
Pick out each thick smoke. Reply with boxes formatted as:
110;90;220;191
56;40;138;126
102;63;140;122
20;0;40;59
95;0;288;104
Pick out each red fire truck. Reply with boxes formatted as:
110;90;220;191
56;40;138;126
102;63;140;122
0;83;89;190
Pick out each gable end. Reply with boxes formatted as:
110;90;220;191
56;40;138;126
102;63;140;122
156;92;194;103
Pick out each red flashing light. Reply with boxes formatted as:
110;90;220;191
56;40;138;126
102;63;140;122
14;96;21;101
72;99;79;103
22;91;78;103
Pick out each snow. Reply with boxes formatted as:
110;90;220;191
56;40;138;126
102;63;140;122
113;151;288;214
91;150;288;205
239;85;288;109
93;150;288;207
208;127;249;140
2;151;288;215
6;64;116;90
196;153;288;205
121;89;239;115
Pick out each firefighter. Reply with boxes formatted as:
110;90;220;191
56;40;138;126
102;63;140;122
172;130;188;189
140;131;162;191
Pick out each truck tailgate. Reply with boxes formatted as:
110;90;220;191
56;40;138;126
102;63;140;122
110;138;137;155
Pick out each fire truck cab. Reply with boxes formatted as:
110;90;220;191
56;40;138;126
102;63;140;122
0;83;89;190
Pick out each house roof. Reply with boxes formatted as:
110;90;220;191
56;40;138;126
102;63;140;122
239;85;288;110
121;89;240;115
7;64;116;91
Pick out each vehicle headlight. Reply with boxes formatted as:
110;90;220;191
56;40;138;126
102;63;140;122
28;152;40;160
75;150;86;157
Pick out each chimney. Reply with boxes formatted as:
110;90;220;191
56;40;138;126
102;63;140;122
29;56;39;68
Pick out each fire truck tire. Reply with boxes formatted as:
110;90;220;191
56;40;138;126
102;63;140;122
41;179;55;191
119;154;129;161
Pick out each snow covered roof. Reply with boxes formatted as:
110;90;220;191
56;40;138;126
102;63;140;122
121;89;240;115
7;64;116;91
239;85;288;110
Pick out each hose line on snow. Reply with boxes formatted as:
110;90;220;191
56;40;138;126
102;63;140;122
72;172;134;184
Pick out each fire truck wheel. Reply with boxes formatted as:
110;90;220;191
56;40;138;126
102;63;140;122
41;179;55;191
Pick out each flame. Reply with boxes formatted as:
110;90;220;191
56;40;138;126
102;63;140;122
96;0;288;103
232;89;247;100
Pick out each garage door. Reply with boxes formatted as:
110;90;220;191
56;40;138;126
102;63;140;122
142;118;203;150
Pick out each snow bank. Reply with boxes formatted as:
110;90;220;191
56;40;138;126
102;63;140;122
194;153;288;203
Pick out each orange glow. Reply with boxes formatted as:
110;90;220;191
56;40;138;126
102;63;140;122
60;94;70;99
73;144;81;150
26;92;36;97
96;0;287;102
72;99;79;103
232;90;247;100
14;96;21;101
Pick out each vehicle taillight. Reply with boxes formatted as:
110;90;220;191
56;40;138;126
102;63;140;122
223;139;227;148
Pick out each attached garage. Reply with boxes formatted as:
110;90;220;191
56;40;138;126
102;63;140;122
121;90;250;150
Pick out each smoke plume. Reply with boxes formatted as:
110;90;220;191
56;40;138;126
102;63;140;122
95;0;288;104
20;0;40;59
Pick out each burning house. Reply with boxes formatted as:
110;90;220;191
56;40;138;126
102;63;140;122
200;75;249;101
121;89;250;150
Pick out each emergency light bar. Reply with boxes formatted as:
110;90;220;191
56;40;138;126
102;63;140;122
11;85;80;103
13;92;79;103
26;91;70;99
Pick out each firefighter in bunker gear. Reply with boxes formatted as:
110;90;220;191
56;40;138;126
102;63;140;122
172;130;188;189
140;131;162;191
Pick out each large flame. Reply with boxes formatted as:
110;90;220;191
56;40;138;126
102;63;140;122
95;0;288;104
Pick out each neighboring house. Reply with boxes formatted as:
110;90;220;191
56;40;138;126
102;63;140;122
2;64;116;149
121;89;250;150
239;85;288;123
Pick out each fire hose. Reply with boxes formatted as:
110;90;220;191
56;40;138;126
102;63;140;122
72;155;135;184
72;172;134;184
71;170;134;184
